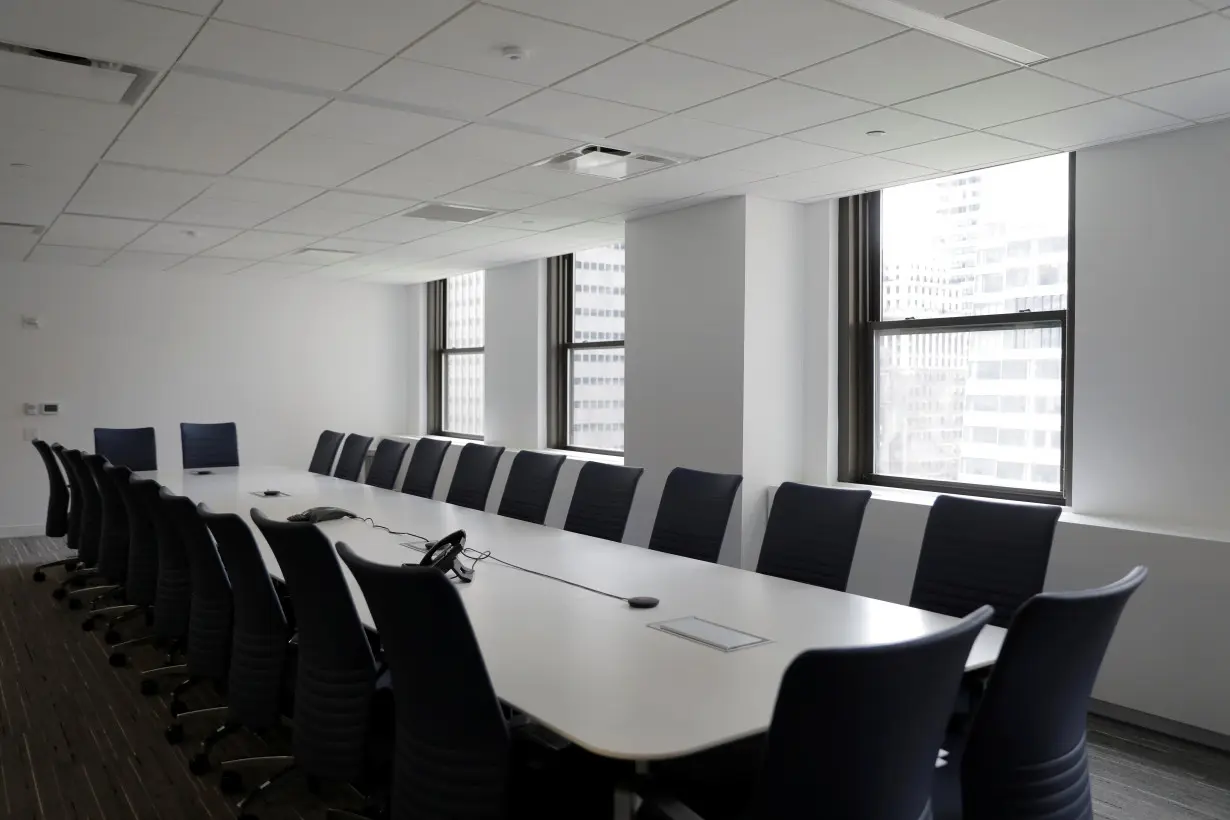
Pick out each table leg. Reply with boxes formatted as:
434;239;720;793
613;761;649;820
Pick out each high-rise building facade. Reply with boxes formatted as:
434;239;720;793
569;243;626;451
443;269;484;437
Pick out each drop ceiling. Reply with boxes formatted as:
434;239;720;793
2;0;1229;284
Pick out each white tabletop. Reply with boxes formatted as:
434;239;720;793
147;466;1005;761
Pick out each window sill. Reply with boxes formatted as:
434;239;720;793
538;447;624;466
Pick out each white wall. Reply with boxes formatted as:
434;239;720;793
0;261;414;532
484;260;547;450
802;200;839;486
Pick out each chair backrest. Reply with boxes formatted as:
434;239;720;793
251;509;376;781
446;443;506;511
401;437;450;498
365;439;410;490
308;429;345;475
86;454;129;581
162;488;232;680
648;467;743;563
756;483;872;592
337;543;510;820
180;421;239;469
334;433;374;482
961;568;1148;820
53;444;81;552
200;504;289;731
93;426;157;471
564;462;644;543
62;450;100;567
497;451;566;525
136;480;191;640
753;606;993;820
117;473;160;608
910;495;1061;627
32;439;69;538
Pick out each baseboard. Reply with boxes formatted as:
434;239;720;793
0;525;44;538
1091;699;1230;752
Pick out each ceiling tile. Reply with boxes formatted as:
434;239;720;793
214;0;469;54
438;186;551;210
735;156;931;200
337;215;456;242
898;0;985;13
682;81;876;135
1036;16;1230;95
898;70;1106;129
518;198;629;221
167;197;300;229
399;226;536;256
0;87;130;144
486;0;727;40
293;101;464;147
613;116;765;157
179;20;388;91
202;230;317;259
987;99;1184;149
233;260;320;278
307;238;395;254
951;0;1202;58
100;251;188;271
308;192;418;215
170;257;255;275
558;46;763;112
1;0;204;68
257;206;382;236
478;166;613;196
133;72;326;126
1126;69;1230;121
707;137;856;174
480;212;583;231
350;59;537;118
654;0;902;76
788;31;1015;106
68;166;213;220
405;5;633;86
233;133;410;187
0;164;86;226
792;109;966;153
105;124;277;175
345;158;512;199
41;215;154;249
127;224;241;254
492;90;663;138
879;132;1045;171
0;123;110;179
581;157;767;201
27;245;114;266
141;0;218;13
423;125;578;165
206;178;324;206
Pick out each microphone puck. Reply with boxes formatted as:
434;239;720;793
627;596;660;609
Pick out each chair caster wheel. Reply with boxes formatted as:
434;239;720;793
219;770;244;794
65;560;79;572
109;652;127;668
33;571;46;582
165;723;184;744
68;597;82;609
140;679;159;696
170;698;186;717
81;616;96;631
52;587;67;600
189;753;212;775
104;629;122;644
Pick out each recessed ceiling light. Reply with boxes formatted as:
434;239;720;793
500;45;527;62
866;130;886;136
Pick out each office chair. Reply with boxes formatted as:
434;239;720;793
365;438;410;490
107;475;165;666
63;454;128;615
564;462;644;543
334;433;374;482
446;443;507;511
52;449;104;605
94;426;158;471
133;481;193;696
400;437;450;498
755;483;872;592
910;496;1061;628
648;467;743;563
641;607;994;820
498;451;566;525
53;443;82;554
181;421;240;469
79;464;149;636
308;429;345;475
31;439;74;582
939;568;1147;820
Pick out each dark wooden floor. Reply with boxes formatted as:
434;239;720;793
3;534;1229;819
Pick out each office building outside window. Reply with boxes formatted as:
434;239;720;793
428;270;484;438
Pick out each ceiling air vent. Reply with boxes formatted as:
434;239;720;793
403;203;498;224
0;221;44;234
0;42;155;104
536;145;678;180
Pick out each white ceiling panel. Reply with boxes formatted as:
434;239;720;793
951;0;1203;58
736;156;931;200
141;0;218;13
898;70;1106;129
337;215;456;243
1126;69;1230;121
293;101;464;147
486;0;728;41
518;197;629;221
988;99;1184;149
0;0;204;68
682;81;877;135
558;46;763;112
204;178;323;206
179;20;389;91
214;0;469;54
345;158;513;199
133;72;327;126
581;158;767;202
307;192;418;216
480;212;583;231
405;5;633;86
613;116;765;157
788;31;1015;106
655;0;902;77
1036;16;1230;95
27;245;113;266
423;125;578;165
127;224;241;254
398;225;535;256
478;167;613;196
68;165;213;220
99;251;188;271
0;87;131;143
879;131;1044;171
170;257;255;275
350;60;537;118
167;197;299;229
0;166;84;226
492;90;663;139
441;185;552;210
307;238;394;254
202;230;317;259
791;109;967;153
0;124;111;179
707;137;856;174
898;0;985;14
233;133;411;187
105;124;276;175
257;206;383;236
41;215;154;249
233;260;320;278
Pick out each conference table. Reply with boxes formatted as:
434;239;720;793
146;466;1005;768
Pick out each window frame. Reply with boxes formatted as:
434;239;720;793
547;252;626;455
837;153;1075;505
427;275;485;440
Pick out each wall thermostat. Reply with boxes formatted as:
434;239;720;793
39;402;60;416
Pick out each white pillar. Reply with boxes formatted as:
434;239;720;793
484;259;547;450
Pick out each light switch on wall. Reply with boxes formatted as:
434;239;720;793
22;427;38;442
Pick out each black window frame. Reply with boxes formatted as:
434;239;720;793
426;275;484;441
837;153;1075;505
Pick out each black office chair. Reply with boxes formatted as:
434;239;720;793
642;606;994;820
134;481;193;696
648;467;743;563
309;429;345;475
31;439;73;582
65;454;129;618
53;449;103;606
365;439;410;490
564;462;644;542
940;568;1148;820
755;483;872;592
335;434;374;482
53;443;82;555
447;443;506;511
498;451;566;525
401;437;450;498
181;422;240;469
106;474;165;666
94;426;158;471
81;464;148;636
910;495;1061;628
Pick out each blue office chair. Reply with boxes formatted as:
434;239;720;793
498;451;566;525
31;440;74;582
94;426;158;471
648;467;743;563
365;439;410;490
447;443;506;511
335;433;374;482
755;483;872;592
308;430;345;475
180;422;239;469
564;461;644;542
401;437;450;498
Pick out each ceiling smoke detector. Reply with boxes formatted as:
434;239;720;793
537;145;677;181
500;45;527;61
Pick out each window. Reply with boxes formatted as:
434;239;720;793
548;243;626;453
427;271;485;438
839;153;1072;503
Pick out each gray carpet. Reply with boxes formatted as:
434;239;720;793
3;534;1229;819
